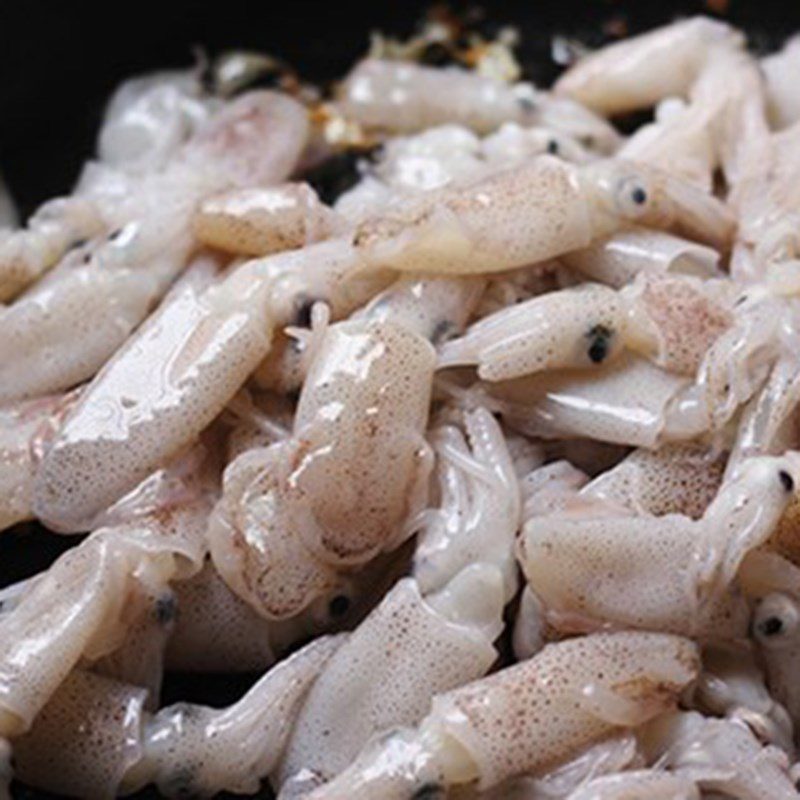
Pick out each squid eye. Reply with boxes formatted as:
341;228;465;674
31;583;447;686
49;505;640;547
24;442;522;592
328;593;351;618
614;175;651;219
412;784;445;800
752;593;800;648
310;581;357;626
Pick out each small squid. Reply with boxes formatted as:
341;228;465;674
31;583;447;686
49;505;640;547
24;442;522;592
11;636;340;799
277;567;504;797
0;89;309;403
439;274;732;382
209;276;483;619
518;453;800;638
352;155;734;275
303;631;699;799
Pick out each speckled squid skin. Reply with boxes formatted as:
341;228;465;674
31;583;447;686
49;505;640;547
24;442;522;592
518;454;800;638
439;273;732;382
352;155;734;276
12;636;341;799
581;443;727;520
12;670;147;800
193;182;344;257
0;91;310;405
277;575;500;794
0;389;81;533
304;632;699;799
210;318;435;619
0;498;209;738
293;320;435;560
32;238;376;533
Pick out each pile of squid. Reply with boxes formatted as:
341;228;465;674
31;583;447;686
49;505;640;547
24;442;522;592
6;13;800;799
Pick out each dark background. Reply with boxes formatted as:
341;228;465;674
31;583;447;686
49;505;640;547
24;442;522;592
0;0;794;797
0;0;793;220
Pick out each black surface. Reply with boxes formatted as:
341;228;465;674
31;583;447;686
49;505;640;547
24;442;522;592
0;1;792;797
0;0;792;220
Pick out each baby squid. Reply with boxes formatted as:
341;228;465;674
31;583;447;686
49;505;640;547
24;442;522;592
193;182;345;257
336;58;620;150
12;636;340;799
352;155;734;276
32;237;388;531
741;551;800;727
209;276;481;620
0;90;309;404
0;197;104;302
277;568;504;797
638;710;800;800
304;631;699;799
439;274;731;381
554;17;744;115
694;287;794;433
694;641;794;753
452;351;698;449
518;453;800;638
209;320;435;618
727;353;800;477
726;122;800;282
97;68;216;174
0;495;210;738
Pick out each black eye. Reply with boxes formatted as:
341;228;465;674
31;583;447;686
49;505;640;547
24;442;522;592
780;470;795;493
107;228;123;241
614;175;651;218
759;616;784;637
432;319;456;345
328;594;351;618
753;593;799;646
412;784;444;800
154;592;177;625
546;139;559;155
586;324;613;364
292;297;316;328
